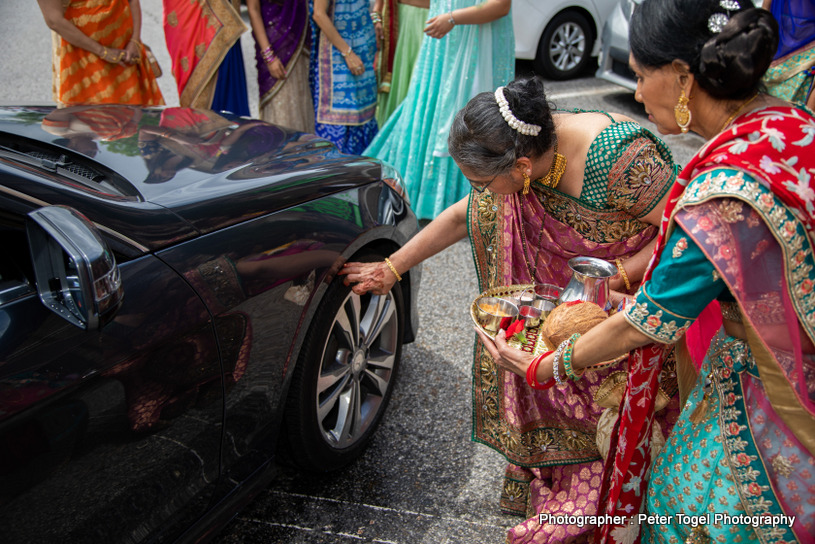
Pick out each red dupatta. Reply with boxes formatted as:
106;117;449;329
163;0;245;108
597;105;815;543
376;0;399;93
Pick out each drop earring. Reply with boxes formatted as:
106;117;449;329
674;88;692;133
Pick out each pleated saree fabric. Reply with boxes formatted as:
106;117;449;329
52;0;164;106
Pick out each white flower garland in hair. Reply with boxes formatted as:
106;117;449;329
494;87;542;136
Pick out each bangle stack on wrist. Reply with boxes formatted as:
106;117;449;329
561;333;583;381
448;11;456;25
370;11;382;24
261;45;277;64
551;333;583;386
526;350;555;390
552;342;566;385
341;46;353;58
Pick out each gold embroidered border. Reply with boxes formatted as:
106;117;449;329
537;186;653;244
180;0;247;109
260;18;309;106
680;168;815;456
678;169;815;340
468;190;605;465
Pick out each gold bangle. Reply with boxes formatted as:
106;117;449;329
384;257;402;282
615;258;631;291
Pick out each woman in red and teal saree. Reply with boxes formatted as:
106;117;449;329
479;2;815;543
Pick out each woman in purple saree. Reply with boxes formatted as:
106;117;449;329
340;76;679;543
247;0;314;133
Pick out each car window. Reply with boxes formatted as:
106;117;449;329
0;211;35;304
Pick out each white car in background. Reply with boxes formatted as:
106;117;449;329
513;0;618;80
595;0;764;91
595;0;639;90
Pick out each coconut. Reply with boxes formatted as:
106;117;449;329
541;300;608;346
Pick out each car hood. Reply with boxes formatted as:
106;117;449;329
0;106;383;239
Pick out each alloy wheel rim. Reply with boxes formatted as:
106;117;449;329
316;291;399;449
549;22;586;72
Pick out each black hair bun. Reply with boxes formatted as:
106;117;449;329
697;8;778;99
504;76;551;129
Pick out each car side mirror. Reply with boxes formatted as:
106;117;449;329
26;205;123;330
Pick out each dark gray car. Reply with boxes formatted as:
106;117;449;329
0;104;421;544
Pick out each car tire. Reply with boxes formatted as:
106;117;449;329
282;252;403;472
534;11;593;80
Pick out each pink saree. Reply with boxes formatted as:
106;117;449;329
162;0;245;108
468;119;678;542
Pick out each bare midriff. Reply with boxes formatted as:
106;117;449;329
722;319;746;341
400;0;430;8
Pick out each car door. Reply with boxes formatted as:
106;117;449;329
0;198;224;543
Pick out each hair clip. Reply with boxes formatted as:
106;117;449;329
708;0;740;33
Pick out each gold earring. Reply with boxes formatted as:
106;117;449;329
674;89;692;133
522;171;531;195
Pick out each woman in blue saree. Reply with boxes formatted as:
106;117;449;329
309;0;378;154
762;0;815;109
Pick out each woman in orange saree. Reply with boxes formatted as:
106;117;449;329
38;0;164;107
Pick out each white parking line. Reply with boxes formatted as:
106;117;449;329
548;85;631;100
259;490;508;530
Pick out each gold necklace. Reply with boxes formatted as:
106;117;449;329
719;93;760;133
536;142;567;189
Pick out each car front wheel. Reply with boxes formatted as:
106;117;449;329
535;11;593;80
283;254;403;471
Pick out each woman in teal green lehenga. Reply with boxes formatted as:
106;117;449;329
364;0;514;220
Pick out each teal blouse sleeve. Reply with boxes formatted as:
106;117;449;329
623;223;727;344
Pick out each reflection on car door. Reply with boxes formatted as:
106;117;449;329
0;202;224;543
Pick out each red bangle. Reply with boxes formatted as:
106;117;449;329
526;350;555;390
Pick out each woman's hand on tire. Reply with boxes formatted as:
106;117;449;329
339;261;397;295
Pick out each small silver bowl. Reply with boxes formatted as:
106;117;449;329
519;304;543;329
503;295;521;309
531;297;556;316
476;297;519;334
534;283;562;302
518;289;537;306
